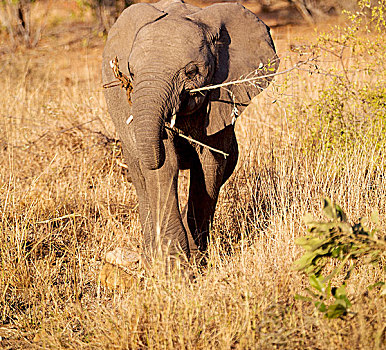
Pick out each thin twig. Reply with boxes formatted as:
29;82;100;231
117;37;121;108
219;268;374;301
58;118;98;134
12;119;98;149
189;57;317;93
297;67;341;78
35;213;82;224
165;125;229;158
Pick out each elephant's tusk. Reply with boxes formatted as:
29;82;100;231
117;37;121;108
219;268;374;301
126;115;134;125
170;109;177;128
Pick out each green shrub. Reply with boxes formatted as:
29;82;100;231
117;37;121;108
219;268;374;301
295;199;385;319
289;0;386;153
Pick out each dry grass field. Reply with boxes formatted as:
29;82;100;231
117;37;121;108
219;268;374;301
0;1;385;349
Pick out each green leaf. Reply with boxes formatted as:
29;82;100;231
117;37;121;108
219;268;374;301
295;236;312;246
334;285;347;298
325;282;332;298
311;222;338;234
293;251;318;271
305;264;321;275
331;247;342;258
315;301;327;312
332;285;352;308
294;294;314;302
333;297;351;309
295;236;325;251
314;246;334;256
368;281;385;291
303;213;315;225
323;198;336;219
335;204;348;222
309;275;326;293
326;303;347;319
337;222;352;233
370;210;380;225
304;287;321;299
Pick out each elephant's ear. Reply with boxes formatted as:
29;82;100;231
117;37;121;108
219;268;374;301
102;4;166;82
188;3;279;136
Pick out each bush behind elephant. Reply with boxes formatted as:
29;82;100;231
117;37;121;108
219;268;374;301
102;0;279;268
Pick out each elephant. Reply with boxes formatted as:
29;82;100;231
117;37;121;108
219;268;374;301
102;0;279;266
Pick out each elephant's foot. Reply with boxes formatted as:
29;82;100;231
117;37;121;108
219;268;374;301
106;247;141;269
99;247;142;291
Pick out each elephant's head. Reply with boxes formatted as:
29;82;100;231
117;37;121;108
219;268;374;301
102;0;279;170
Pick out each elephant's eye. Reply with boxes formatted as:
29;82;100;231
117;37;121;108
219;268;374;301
185;64;198;79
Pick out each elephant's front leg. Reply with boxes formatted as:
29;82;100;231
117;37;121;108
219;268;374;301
187;152;226;254
141;143;190;261
186;132;238;255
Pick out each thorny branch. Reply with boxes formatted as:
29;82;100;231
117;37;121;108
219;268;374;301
189;56;318;93
164;124;229;158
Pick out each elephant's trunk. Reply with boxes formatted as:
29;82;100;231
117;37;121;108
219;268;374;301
133;103;165;170
132;79;175;170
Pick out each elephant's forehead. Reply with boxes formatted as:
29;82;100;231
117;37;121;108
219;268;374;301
133;18;205;58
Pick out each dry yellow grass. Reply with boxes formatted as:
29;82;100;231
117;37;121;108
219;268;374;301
0;4;385;349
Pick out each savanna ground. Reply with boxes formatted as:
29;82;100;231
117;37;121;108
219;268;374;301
0;1;385;349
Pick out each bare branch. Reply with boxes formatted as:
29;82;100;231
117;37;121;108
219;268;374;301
189;57;317;93
165;125;229;158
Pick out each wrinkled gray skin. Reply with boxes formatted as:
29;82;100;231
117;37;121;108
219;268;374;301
102;0;278;262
